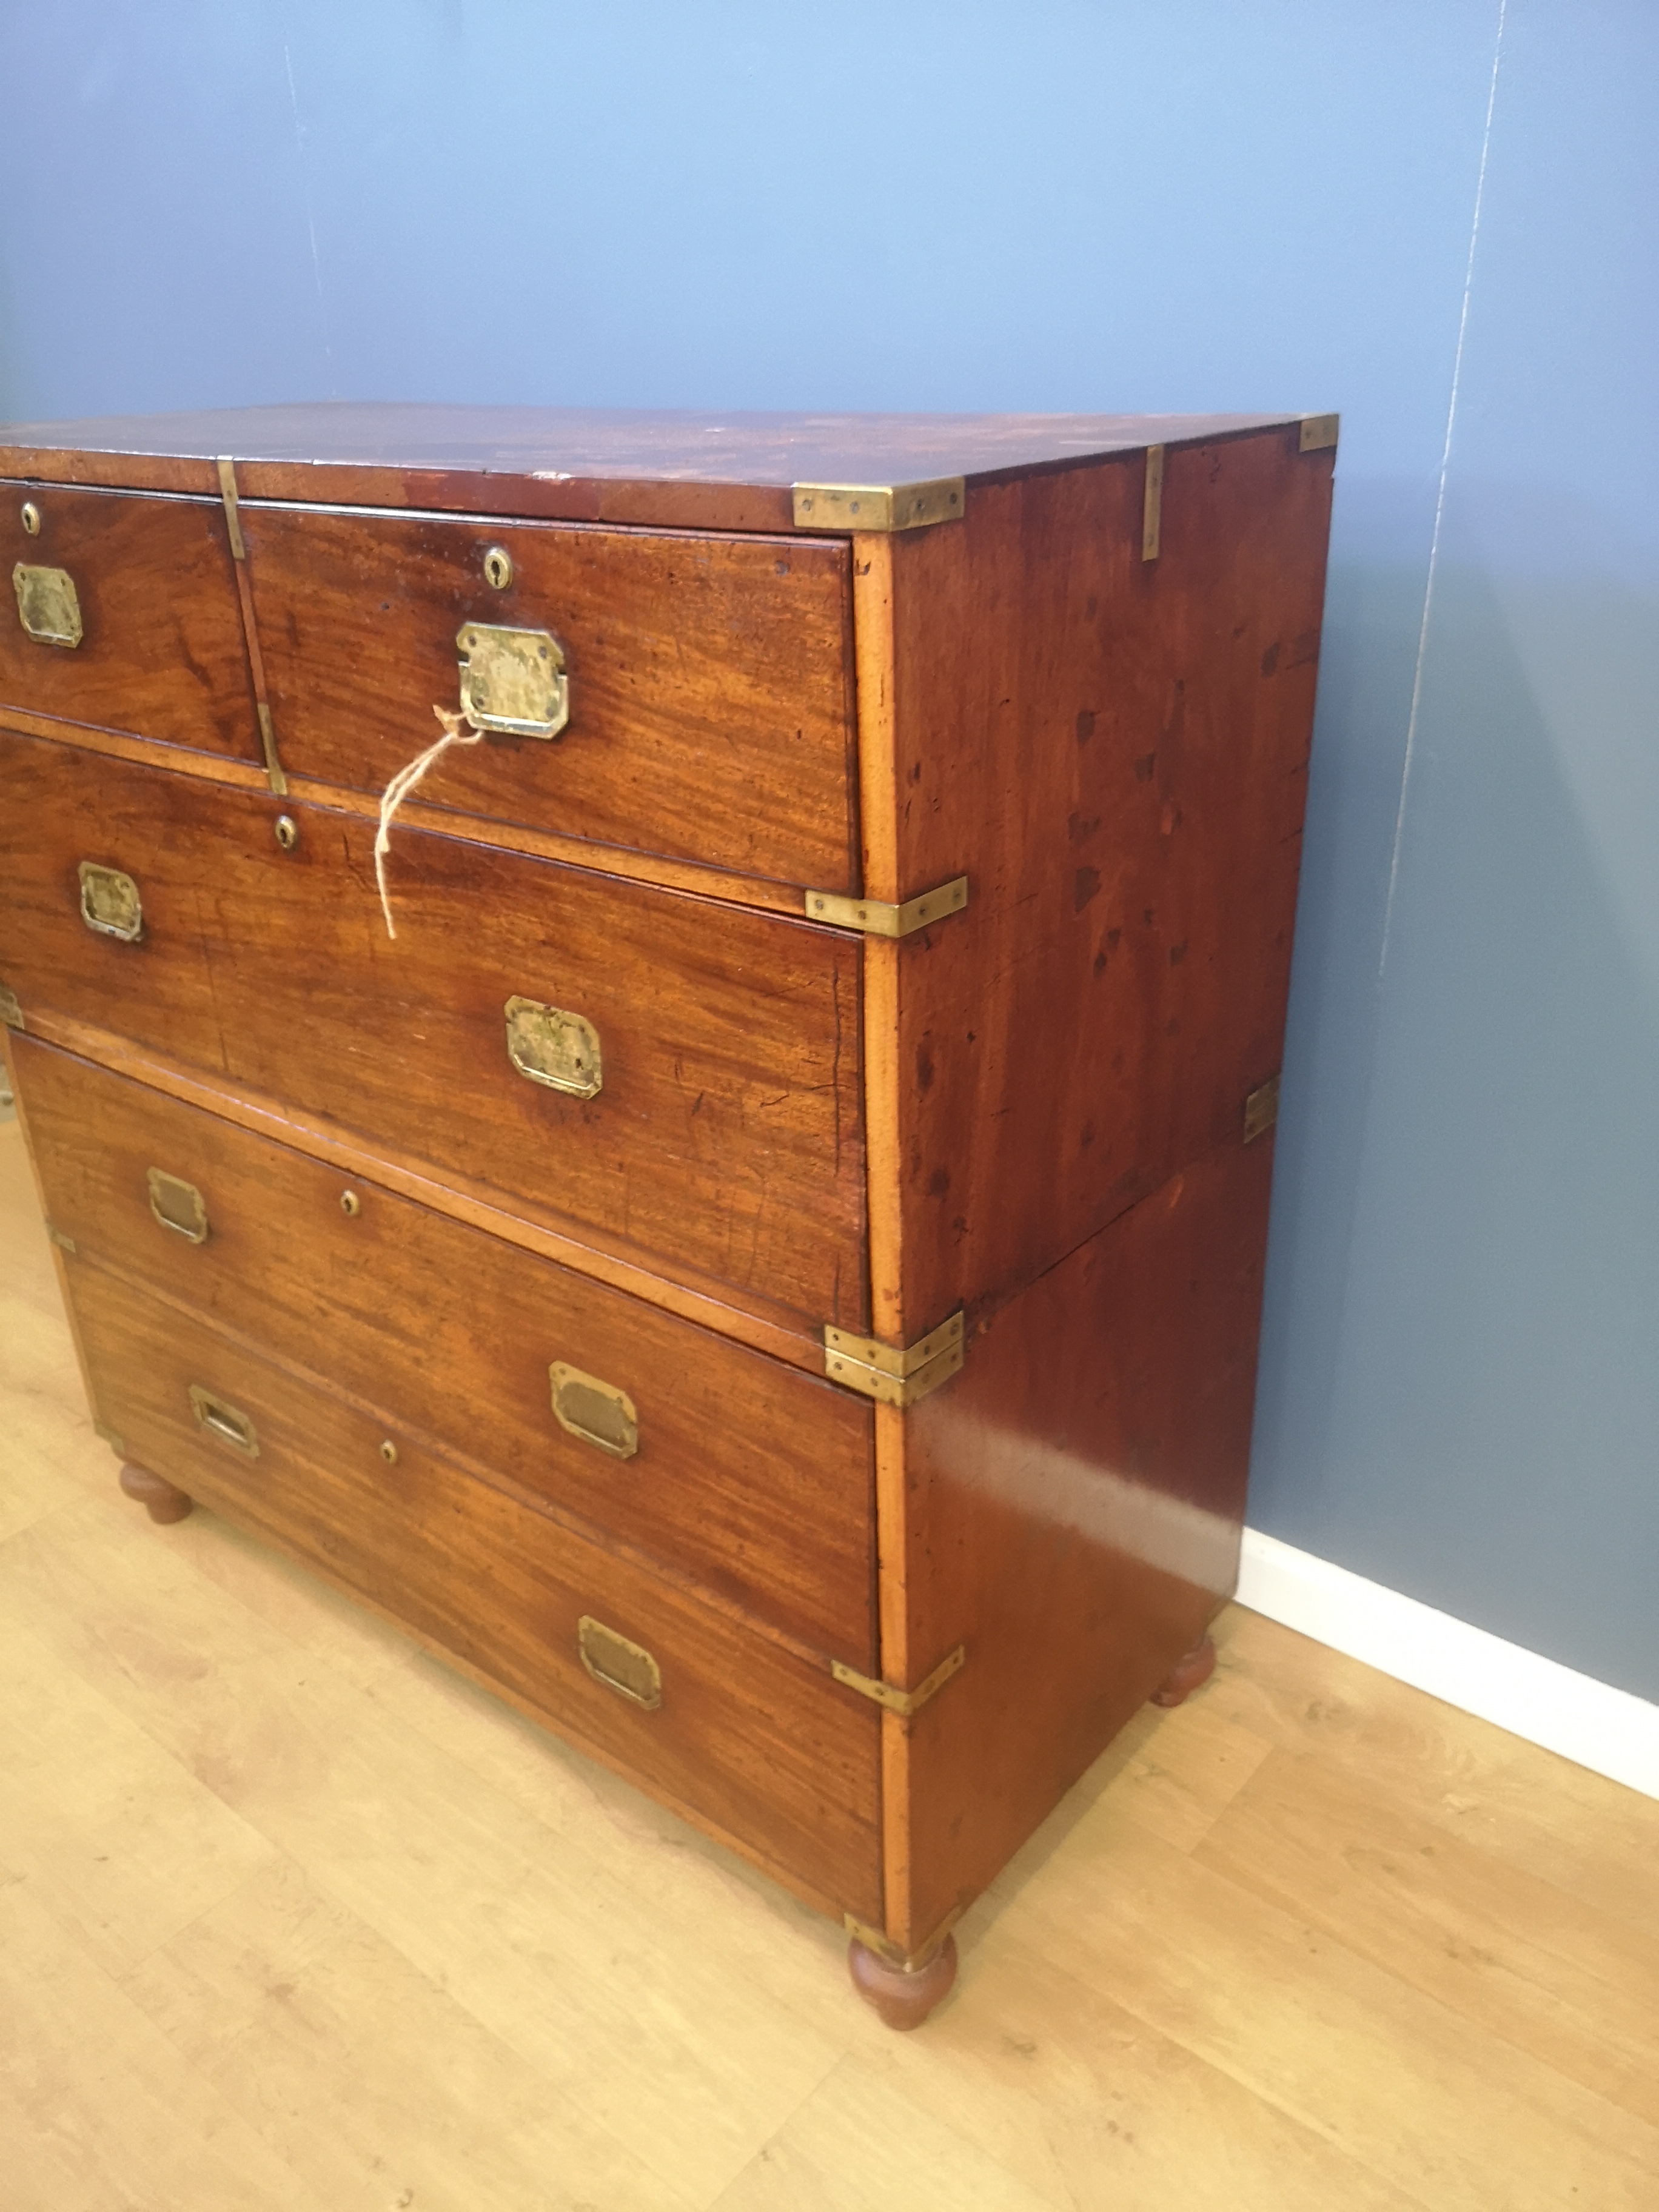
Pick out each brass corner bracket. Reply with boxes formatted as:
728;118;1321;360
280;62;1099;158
791;478;965;534
0;981;22;1031
823;1310;964;1407
805;874;968;939
1299;414;1339;452
844;1902;965;1971
832;1642;966;1720
1243;1072;1281;1142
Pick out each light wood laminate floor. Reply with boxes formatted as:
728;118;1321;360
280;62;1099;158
2;1110;1655;2211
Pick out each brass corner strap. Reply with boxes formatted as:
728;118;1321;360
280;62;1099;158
216;455;288;797
844;1903;965;1972
833;1641;966;1720
1142;443;1165;563
805;875;968;939
792;478;965;534
0;981;22;1031
823;1310;964;1407
1299;414;1339;452
1243;1072;1281;1143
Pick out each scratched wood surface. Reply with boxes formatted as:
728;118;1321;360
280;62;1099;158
4;1111;1657;2212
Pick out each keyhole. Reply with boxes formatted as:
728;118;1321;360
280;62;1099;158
484;546;513;591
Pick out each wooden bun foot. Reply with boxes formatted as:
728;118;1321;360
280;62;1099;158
119;1462;193;1525
847;1933;959;2029
1151;1631;1217;1707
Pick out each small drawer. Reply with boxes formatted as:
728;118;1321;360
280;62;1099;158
0;481;257;759
66;1256;883;1922
16;1034;877;1665
238;502;859;890
0;732;868;1333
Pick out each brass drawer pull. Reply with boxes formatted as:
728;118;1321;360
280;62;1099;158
457;622;569;738
78;862;143;943
147;1168;209;1244
188;1384;259;1459
504;995;603;1099
578;1615;662;1709
13;561;83;647
549;1362;638;1460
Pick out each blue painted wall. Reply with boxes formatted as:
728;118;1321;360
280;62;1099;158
2;2;1653;1696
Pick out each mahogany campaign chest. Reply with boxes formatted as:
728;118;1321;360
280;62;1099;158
0;405;1334;2026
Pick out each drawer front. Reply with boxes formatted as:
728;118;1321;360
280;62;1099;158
0;733;868;1330
66;1257;883;1922
16;1034;876;1664
1;482;256;759
240;503;859;890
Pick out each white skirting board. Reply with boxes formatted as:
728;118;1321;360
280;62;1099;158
1236;1527;1659;1803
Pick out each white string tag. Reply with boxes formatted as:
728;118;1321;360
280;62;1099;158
372;703;483;940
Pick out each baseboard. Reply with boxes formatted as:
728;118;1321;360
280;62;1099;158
1236;1527;1659;1802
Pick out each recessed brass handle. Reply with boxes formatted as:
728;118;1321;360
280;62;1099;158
549;1363;638;1460
578;1615;662;1709
13;561;82;646
457;622;569;737
78;862;143;943
187;1384;259;1459
504;995;603;1099
147;1168;209;1244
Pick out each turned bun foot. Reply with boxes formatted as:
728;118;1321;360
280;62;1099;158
1151;1630;1217;1707
848;1932;959;2029
119;1462;193;1525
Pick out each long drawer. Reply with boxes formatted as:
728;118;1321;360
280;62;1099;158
65;1255;885;1923
0;731;868;1331
15;1033;875;1664
1;481;257;759
238;502;860;890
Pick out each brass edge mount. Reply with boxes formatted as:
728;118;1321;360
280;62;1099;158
832;1641;966;1720
1243;1071;1281;1143
792;478;965;533
216;455;289;798
0;982;22;1030
93;1421;128;1456
1299;413;1339;452
823;1309;965;1407
805;874;968;938
844;1902;965;1972
47;1225;77;1255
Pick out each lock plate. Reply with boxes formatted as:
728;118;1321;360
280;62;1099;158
549;1362;638;1460
457;623;569;737
13;562;83;647
504;996;603;1099
78;862;143;943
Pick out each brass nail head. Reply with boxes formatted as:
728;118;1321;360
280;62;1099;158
20;500;41;536
340;1189;361;1217
273;814;299;852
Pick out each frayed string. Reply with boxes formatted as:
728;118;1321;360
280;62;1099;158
372;703;483;939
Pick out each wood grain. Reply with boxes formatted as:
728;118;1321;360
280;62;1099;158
879;424;1332;1336
240;501;860;890
15;1033;876;1663
61;1252;885;1925
0;480;261;763
0;732;868;1332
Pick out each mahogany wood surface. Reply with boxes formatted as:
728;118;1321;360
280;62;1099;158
0;732;868;1332
0;482;260;763
877;423;1331;1340
13;1033;876;1664
885;1138;1274;1950
846;1934;959;2031
0;405;1302;534
64;1252;885;1924
117;1460;193;1524
240;502;859;890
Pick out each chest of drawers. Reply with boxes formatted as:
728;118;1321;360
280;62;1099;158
0;405;1333;2026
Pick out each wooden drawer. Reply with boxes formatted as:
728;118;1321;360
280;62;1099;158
1;481;256;757
65;1255;884;1923
240;502;859;889
0;732;868;1331
15;1033;876;1664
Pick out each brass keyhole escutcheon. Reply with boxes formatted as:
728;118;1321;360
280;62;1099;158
273;814;299;853
20;501;40;536
483;545;514;591
340;1189;361;1217
380;1439;399;1465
